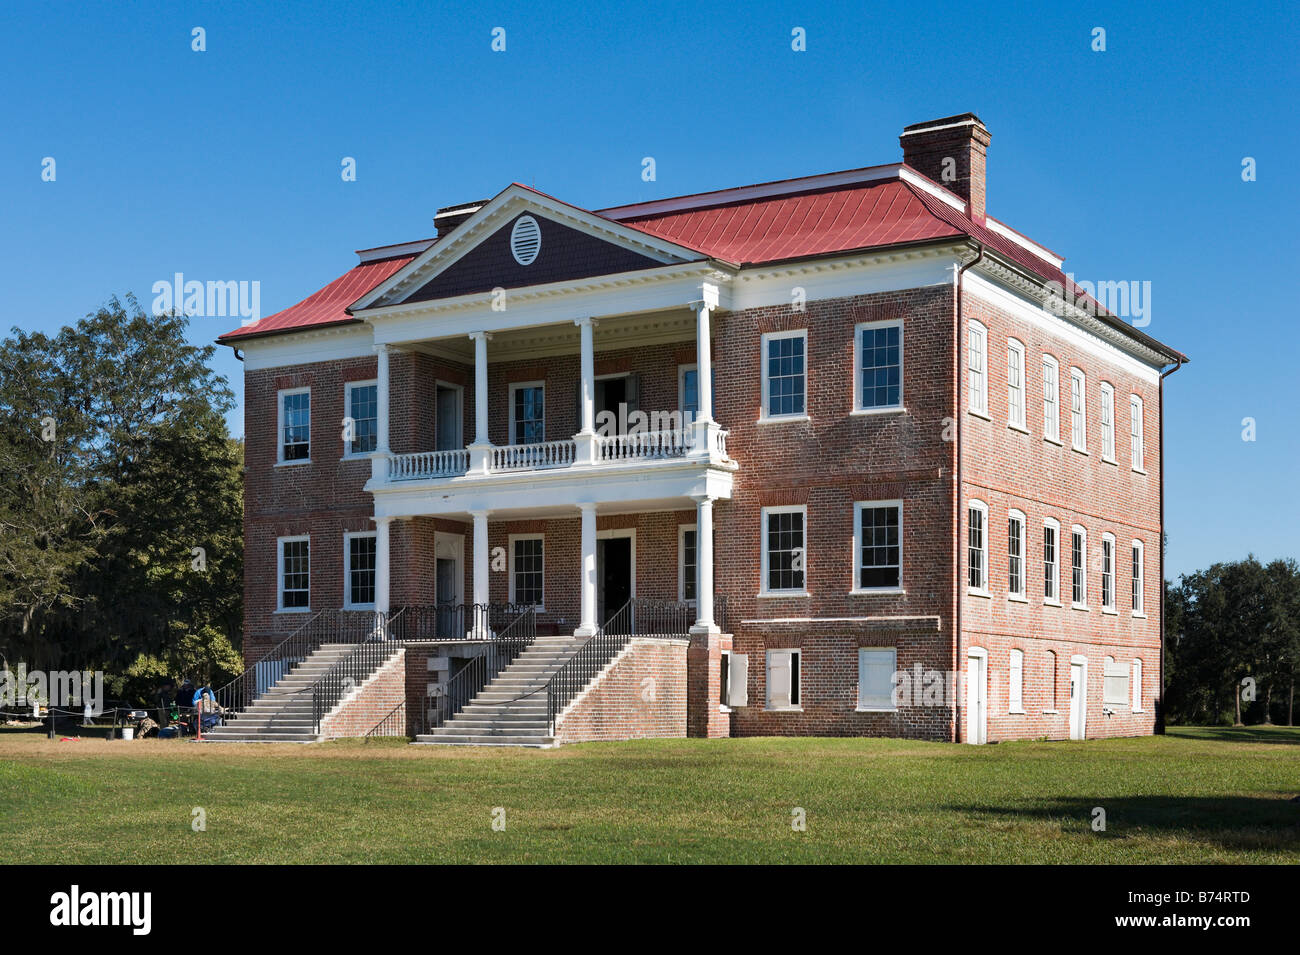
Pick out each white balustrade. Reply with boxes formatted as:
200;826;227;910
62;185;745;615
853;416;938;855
389;449;470;481
490;439;577;471
596;429;693;462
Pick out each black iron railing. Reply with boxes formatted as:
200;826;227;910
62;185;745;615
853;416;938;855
311;630;403;734
363;701;407;740
387;602;536;642
419;606;538;732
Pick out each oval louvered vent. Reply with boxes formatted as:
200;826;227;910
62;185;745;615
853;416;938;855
510;215;542;265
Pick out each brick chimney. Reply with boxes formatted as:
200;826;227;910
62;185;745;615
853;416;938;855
434;199;490;238
900;113;991;221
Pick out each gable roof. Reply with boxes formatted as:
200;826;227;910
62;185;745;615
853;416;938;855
219;167;1185;364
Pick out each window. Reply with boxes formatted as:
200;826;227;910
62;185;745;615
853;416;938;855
1007;509;1026;599
1007;339;1026;430
1071;525;1087;607
761;506;806;594
855;320;902;411
1043;518;1060;604
968;321;988;415
854;501;902;591
766;649;801;709
1101;533;1116;611
509;536;544;608
278;388;310;462
278;536;310;611
344;381;378;456
344;532;377;608
1132;540;1145;615
761;330;807;418
1131;659;1144;712
719;649;732;709
1047;650;1059;711
1100;382;1116;462
679;525;697;603
678;364;716;424
510;383;545;444
1042;355;1060;442
858;648;897;711
1103;656;1130;707
1009;648;1024;713
1069;368;1086;451
968;500;988;593
1130;395;1145;471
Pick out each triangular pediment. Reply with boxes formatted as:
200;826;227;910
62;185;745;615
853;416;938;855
351;185;704;311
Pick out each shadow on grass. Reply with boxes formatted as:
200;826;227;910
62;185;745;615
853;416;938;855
0;722;118;741
948;795;1300;853
1168;725;1300;745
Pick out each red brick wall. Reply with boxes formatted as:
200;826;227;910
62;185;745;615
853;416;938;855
319;648;406;739
959;288;1162;740
555;638;688;744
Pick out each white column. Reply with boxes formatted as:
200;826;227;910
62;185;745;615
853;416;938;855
691;288;720;457
574;317;598;464
471;509;490;637
692;495;718;633
468;331;492;474
576;503;598;637
371;343;391;482
374;516;392;614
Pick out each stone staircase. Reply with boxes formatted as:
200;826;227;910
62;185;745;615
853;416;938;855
205;643;373;743
414;634;588;747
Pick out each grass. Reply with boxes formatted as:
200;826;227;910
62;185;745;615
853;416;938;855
1;725;1297;864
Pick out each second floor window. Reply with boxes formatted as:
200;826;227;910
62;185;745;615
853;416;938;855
968;501;987;592
762;506;805;593
346;381;378;455
1130;395;1145;471
762;330;806;418
856;321;902;411
1071;526;1087;607
511;383;545;444
968;321;988;415
1132;540;1145;615
1102;534;1116;611
279;389;310;462
1008;510;1025;598
1043;519;1060;603
855;501;901;590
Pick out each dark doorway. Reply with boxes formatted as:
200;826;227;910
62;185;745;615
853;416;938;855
597;536;633;631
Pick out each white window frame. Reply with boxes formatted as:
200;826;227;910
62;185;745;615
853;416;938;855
967;320;988;417
1008;648;1025;714
968;499;989;596
1071;524;1088;609
759;329;809;422
1131;539;1145;617
276;534;311;613
1069;368;1087;452
342;530;377;610
1007;508;1027;600
1099;382;1116;463
508;381;546;445
853;318;904;414
277;386;311;465
507;533;545;610
677;363;698;423
1007;338;1027;431
759;505;809;596
1131;658;1144;712
765;648;802;710
678;523;698;604
343;379;378;459
1101;532;1117;612
852;500;903;594
1130;395;1145;472
857;647;897;712
1042;354;1061;444
1043;517;1061;606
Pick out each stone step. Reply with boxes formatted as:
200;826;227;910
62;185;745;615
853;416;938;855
413;734;553;748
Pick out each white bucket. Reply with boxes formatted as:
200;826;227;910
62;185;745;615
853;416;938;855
121;726;135;740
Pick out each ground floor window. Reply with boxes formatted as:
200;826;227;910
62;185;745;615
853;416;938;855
766;649;801;709
344;532;376;608
509;536;544;608
278;536;310;610
857;647;896;711
679;525;697;602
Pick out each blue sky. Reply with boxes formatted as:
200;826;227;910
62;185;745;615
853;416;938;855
2;0;1296;579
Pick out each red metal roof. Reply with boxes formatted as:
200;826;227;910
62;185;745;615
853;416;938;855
219;253;419;342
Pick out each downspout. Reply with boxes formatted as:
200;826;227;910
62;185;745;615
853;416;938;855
1156;357;1183;734
953;242;984;743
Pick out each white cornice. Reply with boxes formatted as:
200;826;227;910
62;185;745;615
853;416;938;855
984;218;1064;268
897;167;967;213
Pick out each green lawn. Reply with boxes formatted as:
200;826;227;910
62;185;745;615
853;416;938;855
1;726;1297;863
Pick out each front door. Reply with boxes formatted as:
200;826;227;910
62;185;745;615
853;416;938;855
597;536;633;631
1069;662;1086;740
965;652;987;744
